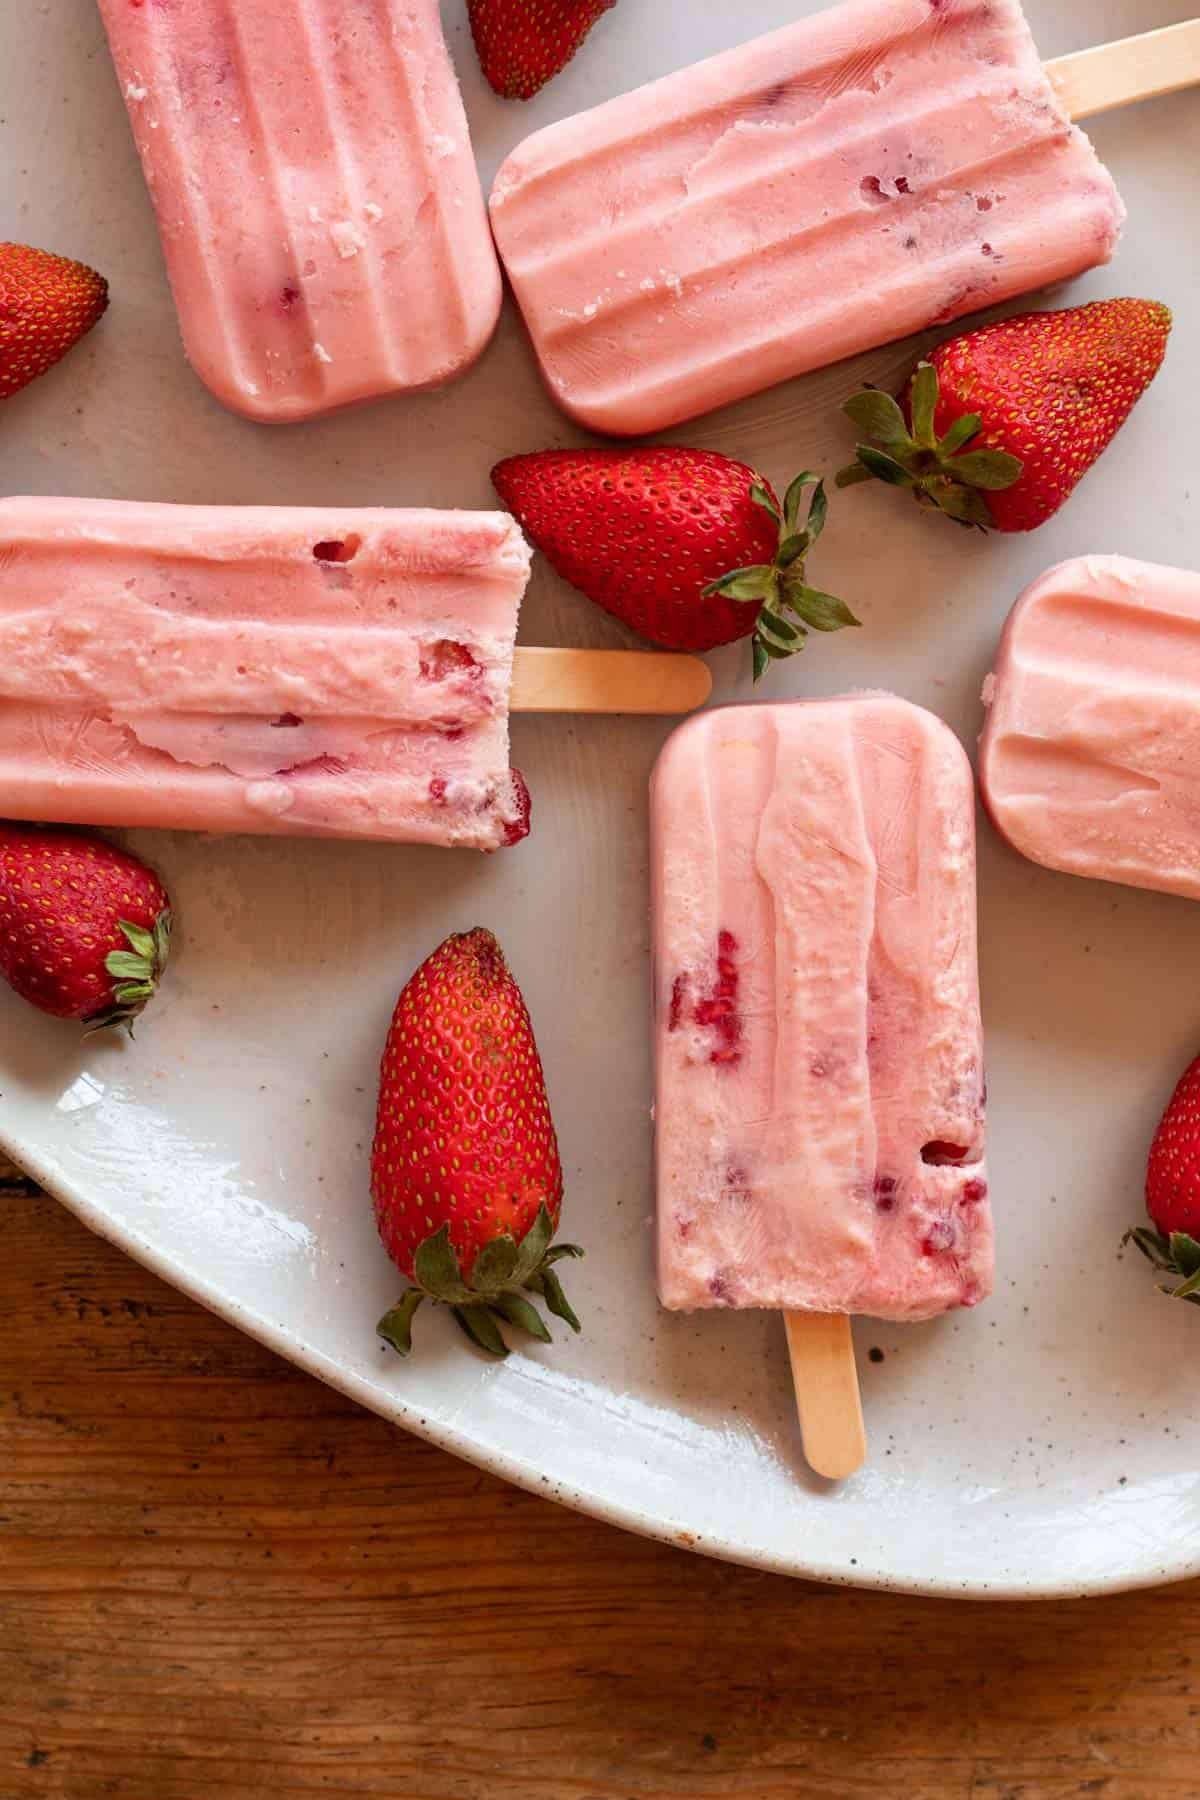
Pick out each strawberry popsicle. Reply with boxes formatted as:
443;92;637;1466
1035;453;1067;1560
0;498;530;851
981;555;1200;901
98;0;501;422
490;0;1124;437
652;695;991;1320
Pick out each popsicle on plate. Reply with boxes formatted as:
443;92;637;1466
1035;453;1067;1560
490;0;1125;436
98;0;501;422
652;695;992;1322
0;499;711;851
981;555;1200;901
0;498;531;850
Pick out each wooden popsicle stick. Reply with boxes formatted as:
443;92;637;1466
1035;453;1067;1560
1047;19;1200;122
785;1311;867;1481
511;647;712;715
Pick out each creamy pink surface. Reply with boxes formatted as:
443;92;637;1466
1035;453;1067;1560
0;498;529;850
652;696;991;1321
981;555;1200;901
490;0;1124;438
97;0;501;422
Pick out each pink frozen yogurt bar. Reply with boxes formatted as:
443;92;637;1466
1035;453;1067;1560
0;498;530;851
490;0;1124;437
652;695;991;1321
981;555;1200;900
98;0;501;422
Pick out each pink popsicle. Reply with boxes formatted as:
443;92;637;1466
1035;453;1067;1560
490;0;1124;437
652;695;992;1321
98;0;501;423
0;498;529;851
981;555;1200;901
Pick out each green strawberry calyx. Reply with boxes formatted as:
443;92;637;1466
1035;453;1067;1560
834;362;1023;530
377;1203;584;1360
1124;1225;1200;1306
702;471;860;683
86;910;173;1038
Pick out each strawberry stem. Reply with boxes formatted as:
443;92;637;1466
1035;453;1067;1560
836;364;1022;530
704;470;860;683
85;908;173;1037
377;1204;584;1359
1124;1226;1200;1308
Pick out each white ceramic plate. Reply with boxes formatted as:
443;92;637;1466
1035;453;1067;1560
3;0;1200;1599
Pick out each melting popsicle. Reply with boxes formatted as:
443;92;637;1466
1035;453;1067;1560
0;498;709;850
651;695;991;1475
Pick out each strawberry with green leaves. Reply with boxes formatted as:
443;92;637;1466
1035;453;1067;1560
1127;1054;1200;1307
0;825;171;1033
0;242;109;402
837;298;1172;532
373;929;581;1359
468;0;616;100
493;447;857;682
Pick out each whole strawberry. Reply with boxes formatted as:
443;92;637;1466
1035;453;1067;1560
373;929;581;1358
837;299;1172;532
1127;1054;1200;1305
0;243;109;402
493;448;857;682
469;0;616;100
0;825;171;1033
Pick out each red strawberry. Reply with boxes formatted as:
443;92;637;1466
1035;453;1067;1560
1127;1054;1200;1305
373;929;581;1358
837;298;1172;532
0;825;171;1033
468;0;616;100
493;448;858;682
0;243;109;402
503;770;532;848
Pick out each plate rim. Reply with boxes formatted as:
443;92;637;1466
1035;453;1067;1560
8;1117;1196;1603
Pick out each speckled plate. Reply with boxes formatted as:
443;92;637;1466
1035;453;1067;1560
3;0;1200;1598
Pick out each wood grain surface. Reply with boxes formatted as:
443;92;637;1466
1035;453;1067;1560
3;1163;1199;1800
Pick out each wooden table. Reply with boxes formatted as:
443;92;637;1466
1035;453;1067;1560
3;1163;1198;1800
